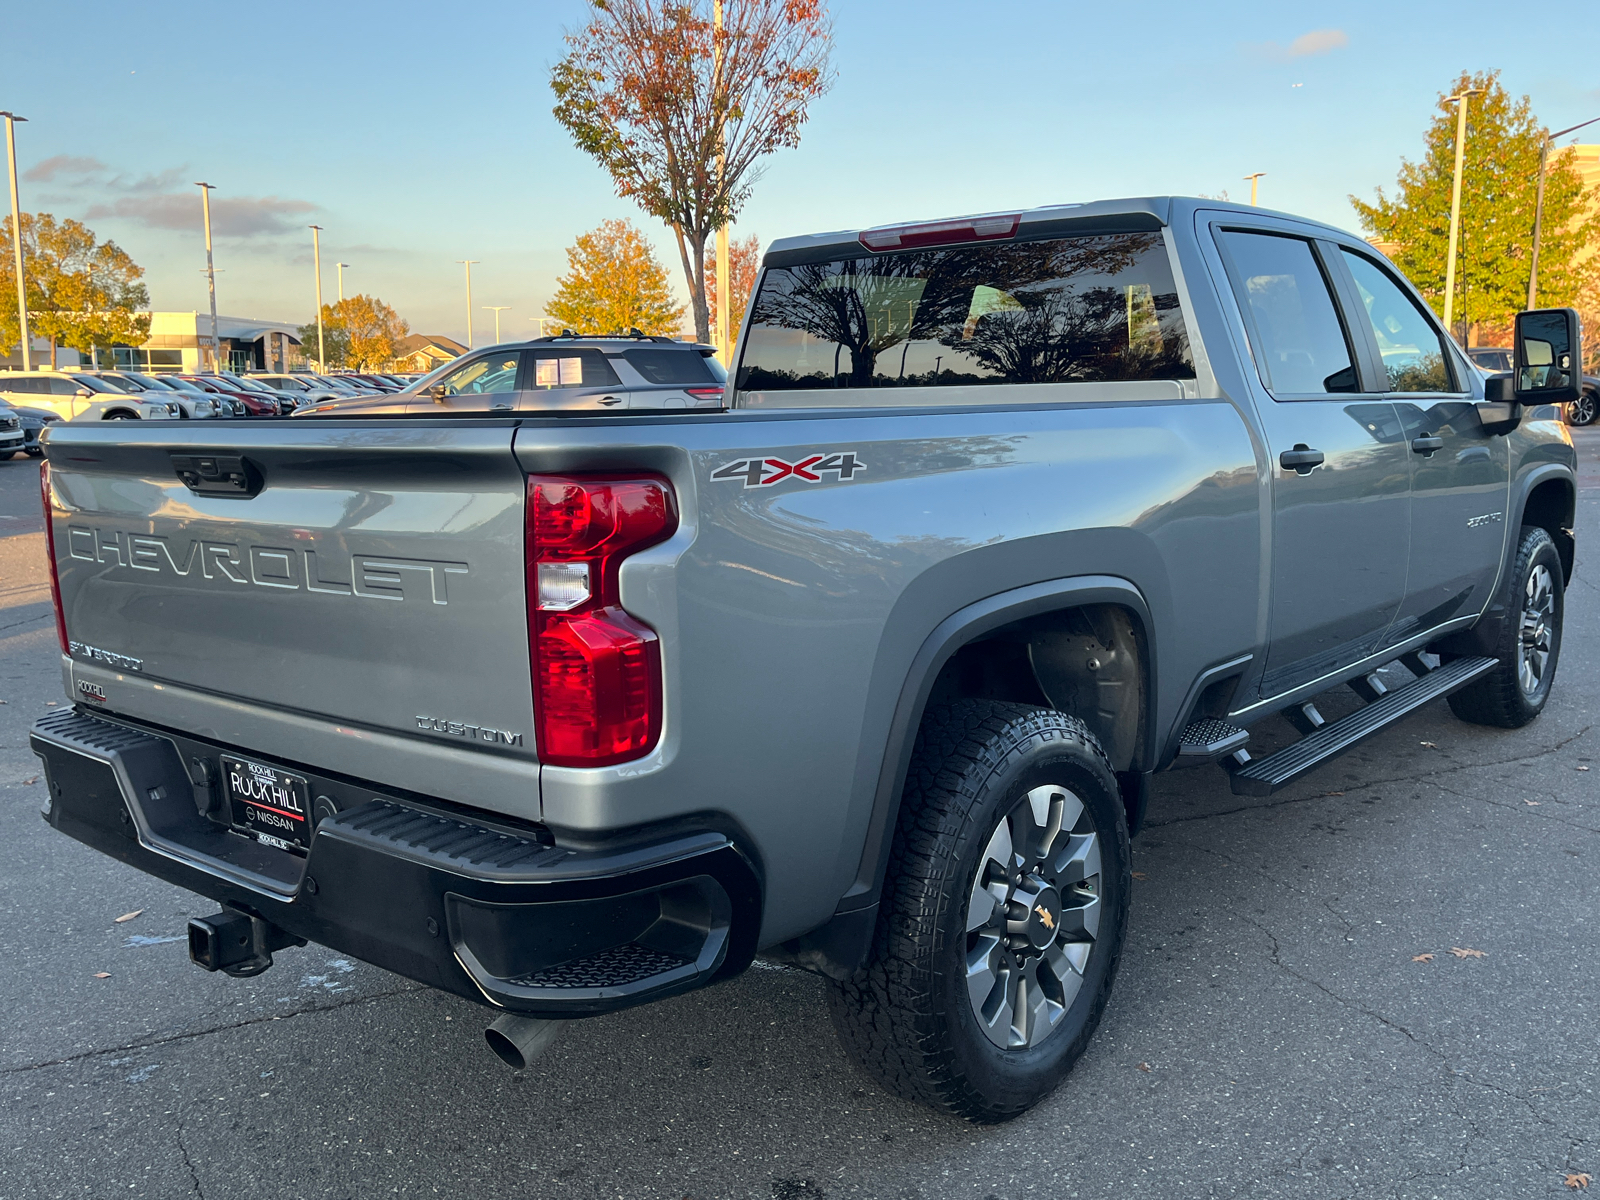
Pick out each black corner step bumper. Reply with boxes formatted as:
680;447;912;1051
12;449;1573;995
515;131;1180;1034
30;708;761;1018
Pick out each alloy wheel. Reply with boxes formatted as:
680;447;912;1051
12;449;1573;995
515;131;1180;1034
1519;562;1555;696
965;784;1102;1049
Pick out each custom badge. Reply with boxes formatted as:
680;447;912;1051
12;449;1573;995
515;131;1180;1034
710;452;865;489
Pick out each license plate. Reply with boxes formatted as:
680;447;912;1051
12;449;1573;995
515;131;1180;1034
223;756;312;853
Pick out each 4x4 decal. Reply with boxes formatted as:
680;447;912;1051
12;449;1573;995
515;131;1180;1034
710;452;866;488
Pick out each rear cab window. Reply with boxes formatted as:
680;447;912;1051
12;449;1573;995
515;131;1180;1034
735;230;1195;405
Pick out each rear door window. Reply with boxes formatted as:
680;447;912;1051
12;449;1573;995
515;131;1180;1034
737;230;1194;393
1217;231;1359;396
529;349;620;389
622;347;717;385
1339;251;1457;393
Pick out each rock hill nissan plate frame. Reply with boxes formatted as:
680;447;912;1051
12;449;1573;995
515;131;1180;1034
224;755;312;853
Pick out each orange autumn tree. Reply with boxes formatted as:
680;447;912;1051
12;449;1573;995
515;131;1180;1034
704;231;760;343
551;0;832;344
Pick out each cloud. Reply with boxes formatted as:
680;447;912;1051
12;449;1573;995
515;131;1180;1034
1249;28;1349;61
109;167;190;194
23;154;109;183
85;192;319;237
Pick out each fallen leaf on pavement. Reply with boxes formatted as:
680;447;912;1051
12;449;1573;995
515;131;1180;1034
1450;947;1487;959
92;972;111;979
21;776;38;786
1419;740;1437;748
1578;766;1591;773
1565;1173;1591;1190
1131;872;1148;880
1412;953;1434;962
1325;791;1345;796
113;910;143;924
44;701;56;706
1136;1062;1151;1072
1524;800;1542;806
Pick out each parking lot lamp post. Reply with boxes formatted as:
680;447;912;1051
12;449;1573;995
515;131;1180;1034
1441;88;1485;338
1527;114;1600;309
483;306;509;344
336;262;349;303
1;112;30;370
1244;172;1264;206
457;261;479;349
194;183;221;371
310;225;325;371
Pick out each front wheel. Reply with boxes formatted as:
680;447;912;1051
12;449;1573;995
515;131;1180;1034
1447;525;1564;728
827;701;1130;1122
1568;390;1597;427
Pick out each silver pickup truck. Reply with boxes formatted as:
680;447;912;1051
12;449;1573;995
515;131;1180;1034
30;197;1580;1122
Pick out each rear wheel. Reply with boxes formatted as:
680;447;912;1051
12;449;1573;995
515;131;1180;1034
826;701;1130;1122
1447;525;1564;728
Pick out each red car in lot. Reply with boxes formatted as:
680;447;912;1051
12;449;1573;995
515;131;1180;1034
177;375;277;417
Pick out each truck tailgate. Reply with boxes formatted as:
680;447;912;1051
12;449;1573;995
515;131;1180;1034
44;422;535;762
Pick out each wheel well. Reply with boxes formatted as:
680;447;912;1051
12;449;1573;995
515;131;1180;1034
922;603;1148;773
101;408;138;420
1521;478;1575;584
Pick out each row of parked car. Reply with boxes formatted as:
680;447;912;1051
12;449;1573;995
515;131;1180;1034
0;369;424;457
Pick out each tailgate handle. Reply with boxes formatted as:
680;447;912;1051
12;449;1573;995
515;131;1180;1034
171;453;262;498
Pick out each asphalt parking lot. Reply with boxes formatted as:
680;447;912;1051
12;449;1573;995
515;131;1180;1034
2;428;1597;1200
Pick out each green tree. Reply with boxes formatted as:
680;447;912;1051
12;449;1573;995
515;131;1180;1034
546;218;686;335
298;309;350;369
551;0;832;343
0;213;150;363
1350;70;1600;340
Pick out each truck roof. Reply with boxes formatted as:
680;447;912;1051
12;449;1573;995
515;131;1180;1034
764;196;1361;267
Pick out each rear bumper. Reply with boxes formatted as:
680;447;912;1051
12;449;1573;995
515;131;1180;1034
30;707;760;1017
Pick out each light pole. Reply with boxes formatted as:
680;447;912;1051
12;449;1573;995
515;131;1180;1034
1243;172;1265;206
713;0;730;361
336;262;349;303
529;316;561;337
1442;87;1486;338
457;260;479;348
1528;114;1600;309
195;182;221;371
483;306;510;344
1;111;31;370
309;225;326;371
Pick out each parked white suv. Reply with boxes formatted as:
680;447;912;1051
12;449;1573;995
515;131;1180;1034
0;372;177;421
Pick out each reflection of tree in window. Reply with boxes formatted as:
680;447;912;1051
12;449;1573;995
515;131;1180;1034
738;232;1194;390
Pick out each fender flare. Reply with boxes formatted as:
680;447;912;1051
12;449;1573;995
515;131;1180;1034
768;576;1155;980
1433;461;1575;660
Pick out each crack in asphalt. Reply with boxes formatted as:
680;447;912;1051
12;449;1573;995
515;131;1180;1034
1240;914;1565;1139
175;1107;205;1199
1146;724;1593;829
1;985;420;1076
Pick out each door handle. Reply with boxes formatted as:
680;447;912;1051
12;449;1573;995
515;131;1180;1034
1278;445;1325;475
1410;434;1444;457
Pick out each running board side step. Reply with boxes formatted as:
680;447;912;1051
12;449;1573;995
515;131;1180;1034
1227;656;1497;797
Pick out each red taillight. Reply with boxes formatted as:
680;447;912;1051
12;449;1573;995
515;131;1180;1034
527;475;676;766
39;460;69;656
858;212;1021;252
684;386;726;403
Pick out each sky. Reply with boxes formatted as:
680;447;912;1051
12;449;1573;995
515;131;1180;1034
6;0;1599;347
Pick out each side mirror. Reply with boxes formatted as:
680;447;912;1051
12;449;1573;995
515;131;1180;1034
429;383;450;402
1514;307;1583;405
1476;373;1521;436
75;388;93;398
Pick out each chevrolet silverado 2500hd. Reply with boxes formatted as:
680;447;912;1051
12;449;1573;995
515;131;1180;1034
31;198;1580;1121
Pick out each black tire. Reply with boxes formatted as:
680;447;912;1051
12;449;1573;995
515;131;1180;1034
1447;525;1564;728
1568;389;1597;427
826;700;1131;1122
105;412;136;420
0;450;19;461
